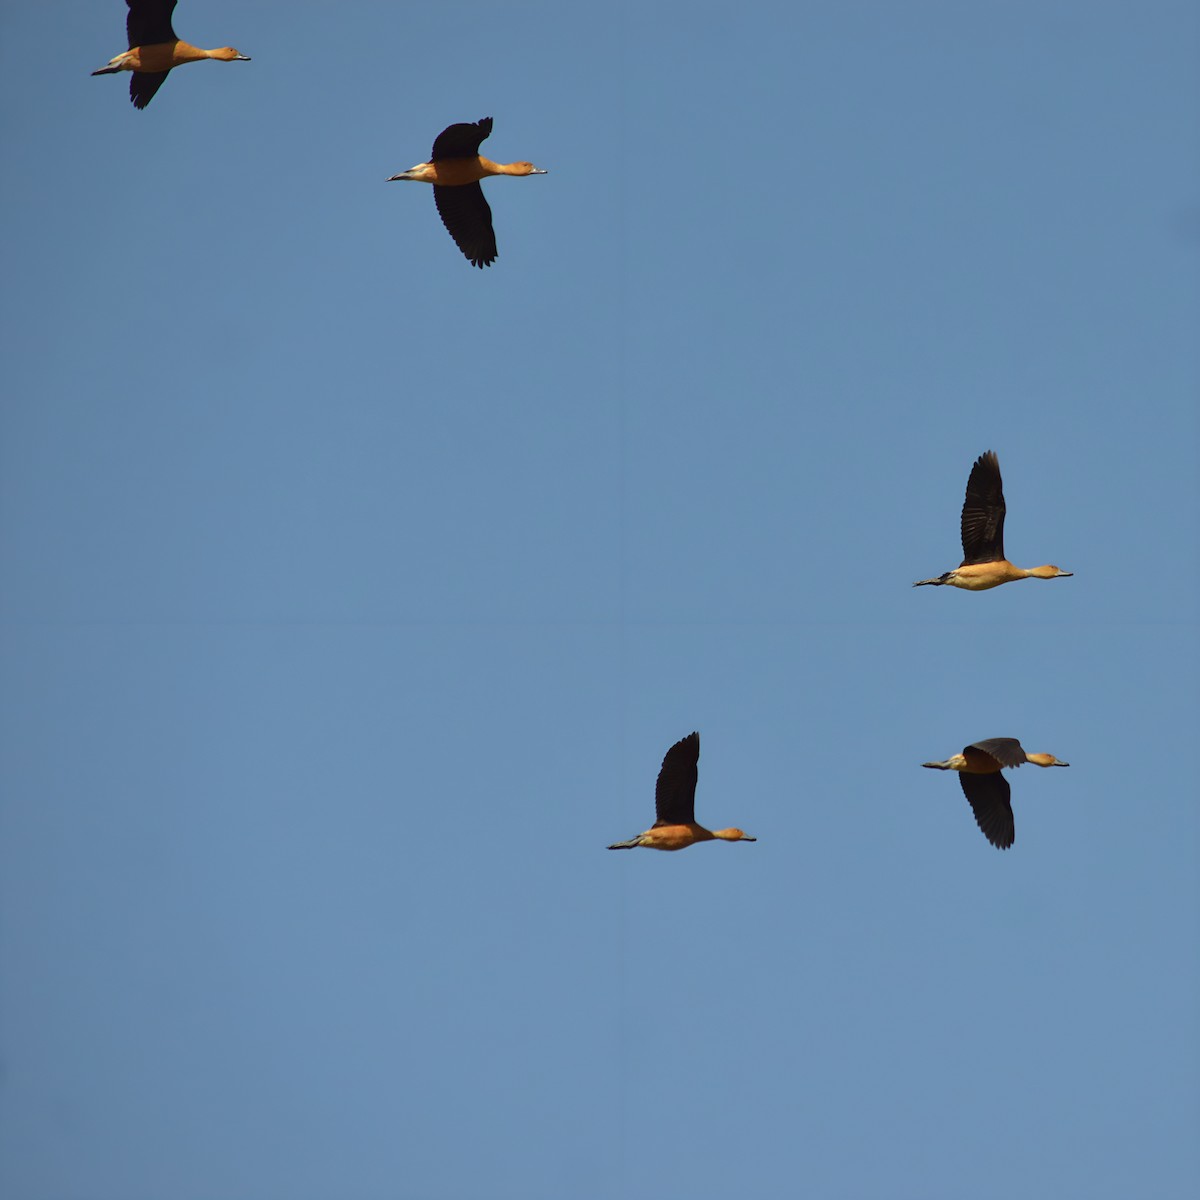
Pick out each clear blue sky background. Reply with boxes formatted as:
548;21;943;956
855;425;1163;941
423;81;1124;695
1;2;1198;1197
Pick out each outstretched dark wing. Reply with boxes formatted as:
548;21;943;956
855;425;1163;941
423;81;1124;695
966;738;1028;770
127;0;178;48
431;118;494;161
130;71;170;108
959;772;1015;849
654;732;700;826
433;184;497;268
960;450;1006;565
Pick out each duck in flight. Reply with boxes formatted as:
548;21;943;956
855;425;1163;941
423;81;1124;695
92;1;250;110
607;732;756;851
913;450;1072;590
923;737;1070;849
387;118;547;268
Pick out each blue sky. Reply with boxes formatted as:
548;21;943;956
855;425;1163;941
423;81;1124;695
1;2;1198;1197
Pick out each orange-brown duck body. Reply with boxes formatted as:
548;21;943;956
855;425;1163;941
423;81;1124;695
923;737;1070;849
607;732;756;851
387;118;547;268
913;450;1072;591
92;1;250;110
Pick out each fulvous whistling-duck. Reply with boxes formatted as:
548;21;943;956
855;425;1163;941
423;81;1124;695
923;737;1070;850
387;118;547;268
913;450;1072;591
607;732;756;851
92;1;250;110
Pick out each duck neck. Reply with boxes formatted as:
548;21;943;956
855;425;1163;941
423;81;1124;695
480;158;534;177
171;42;210;64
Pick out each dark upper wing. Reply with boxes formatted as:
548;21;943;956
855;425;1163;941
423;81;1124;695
127;0;178;48
959;772;1015;849
966;738;1028;770
959;450;1006;565
431;118;493;161
130;71;170;109
433;184;497;268
654;732;700;826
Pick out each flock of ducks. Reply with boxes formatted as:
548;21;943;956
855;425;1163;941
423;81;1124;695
92;3;544;267
610;450;1073;853
93;2;1074;853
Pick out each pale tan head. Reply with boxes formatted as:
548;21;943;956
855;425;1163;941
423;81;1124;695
208;47;252;62
1025;753;1069;768
712;828;756;842
504;162;548;176
1027;564;1073;580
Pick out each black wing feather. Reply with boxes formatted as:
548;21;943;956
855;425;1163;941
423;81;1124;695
127;0;178;48
960;450;1006;565
431;118;493;161
654;732;700;826
433;184;497;268
966;738;1028;770
130;71;170;108
960;772;1015;850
